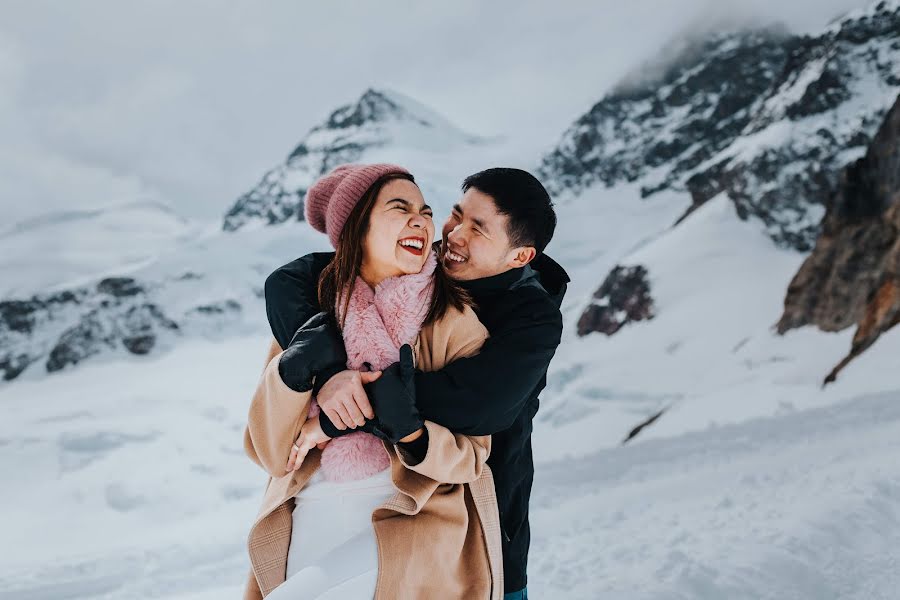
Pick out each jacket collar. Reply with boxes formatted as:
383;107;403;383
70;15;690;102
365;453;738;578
459;263;532;296
459;252;570;306
529;253;570;303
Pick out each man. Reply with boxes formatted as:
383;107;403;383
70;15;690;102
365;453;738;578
265;167;569;599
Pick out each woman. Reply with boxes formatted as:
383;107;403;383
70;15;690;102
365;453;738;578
243;163;503;599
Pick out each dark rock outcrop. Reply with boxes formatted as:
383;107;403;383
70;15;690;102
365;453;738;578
623;409;667;444
577;265;655;336
777;92;900;384
222;172;306;232
96;277;143;298
0;275;242;381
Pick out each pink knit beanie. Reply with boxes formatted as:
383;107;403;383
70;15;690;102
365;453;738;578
304;163;412;248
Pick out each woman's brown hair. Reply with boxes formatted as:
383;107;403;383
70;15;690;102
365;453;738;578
317;172;472;328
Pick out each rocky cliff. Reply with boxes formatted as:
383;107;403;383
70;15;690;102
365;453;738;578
777;92;900;384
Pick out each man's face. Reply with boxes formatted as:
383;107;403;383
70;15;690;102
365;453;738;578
440;188;532;281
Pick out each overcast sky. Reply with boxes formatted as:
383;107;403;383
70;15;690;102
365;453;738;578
0;0;874;223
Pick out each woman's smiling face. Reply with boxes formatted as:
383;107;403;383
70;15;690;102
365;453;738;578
360;178;434;285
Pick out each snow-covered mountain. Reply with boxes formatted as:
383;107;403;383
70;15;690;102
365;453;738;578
0;89;498;383
523;2;900;450
0;218;336;382
0;201;197;381
539;26;793;198
222;88;486;232
540;0;900;251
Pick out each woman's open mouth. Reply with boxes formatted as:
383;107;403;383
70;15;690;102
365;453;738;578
398;236;426;256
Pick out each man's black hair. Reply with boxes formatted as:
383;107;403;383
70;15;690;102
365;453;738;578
461;167;557;254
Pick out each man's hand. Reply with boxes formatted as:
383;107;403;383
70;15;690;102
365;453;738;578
278;312;347;393
316;369;381;430
286;418;331;472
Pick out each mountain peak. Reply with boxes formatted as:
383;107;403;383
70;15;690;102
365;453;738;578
319;88;418;130
539;22;793;198
223;88;480;232
313;87;455;133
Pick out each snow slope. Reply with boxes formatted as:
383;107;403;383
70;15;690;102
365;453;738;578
530;387;900;600
3;139;900;599
1;323;899;599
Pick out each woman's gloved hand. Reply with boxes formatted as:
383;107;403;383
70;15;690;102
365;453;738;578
278;312;347;392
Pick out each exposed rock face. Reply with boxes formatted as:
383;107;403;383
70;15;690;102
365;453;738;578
0;275;245;382
222;89;403;231
1;290;85;380
0;278;177;380
540;28;793;197
577;265;655;336
685;1;900;250
540;1;900;251
777;92;900;384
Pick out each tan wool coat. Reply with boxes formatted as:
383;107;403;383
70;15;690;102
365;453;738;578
242;304;503;599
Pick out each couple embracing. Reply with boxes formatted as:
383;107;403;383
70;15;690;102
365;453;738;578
243;163;568;599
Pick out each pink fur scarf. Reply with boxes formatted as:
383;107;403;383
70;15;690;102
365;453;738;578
308;249;437;482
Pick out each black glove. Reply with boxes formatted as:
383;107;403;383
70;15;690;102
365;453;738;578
278;312;347;392
365;344;423;444
396;428;429;464
318;345;423;443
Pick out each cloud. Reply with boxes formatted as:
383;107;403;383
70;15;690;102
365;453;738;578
0;32;161;223
0;0;877;224
0;36;23;110
0;146;157;220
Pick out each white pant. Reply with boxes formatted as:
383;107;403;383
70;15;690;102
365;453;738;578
266;468;395;600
